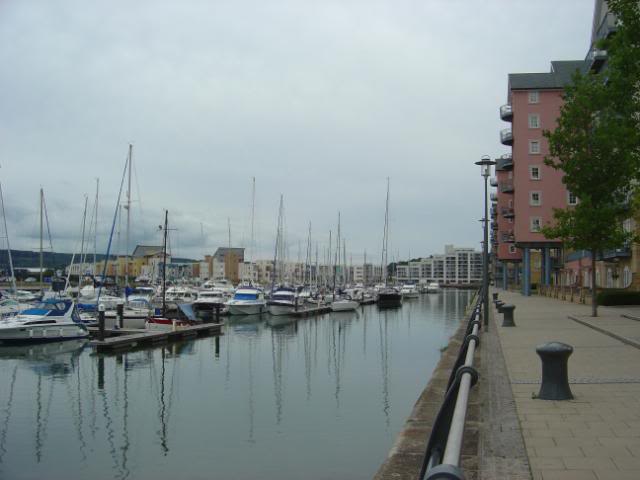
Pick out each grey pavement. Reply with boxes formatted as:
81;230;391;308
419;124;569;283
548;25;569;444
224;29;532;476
491;290;640;480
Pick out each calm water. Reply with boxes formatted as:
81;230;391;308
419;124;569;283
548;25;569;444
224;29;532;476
0;290;472;480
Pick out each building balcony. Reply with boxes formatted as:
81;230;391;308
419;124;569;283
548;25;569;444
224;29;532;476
501;207;514;218
490;192;498;202
589;48;607;72
490;206;497;218
500;231;515;243
499;182;514;193
499;104;513;122
500;128;513;146
600;245;632;261
495;153;513;171
594;11;618;43
490;177;498;187
491;221;498;230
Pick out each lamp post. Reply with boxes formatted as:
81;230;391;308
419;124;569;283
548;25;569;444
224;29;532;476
476;155;496;329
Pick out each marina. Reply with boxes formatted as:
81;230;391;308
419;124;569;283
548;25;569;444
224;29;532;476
0;290;472;480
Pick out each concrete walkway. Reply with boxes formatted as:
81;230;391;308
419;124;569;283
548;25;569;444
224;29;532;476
493;290;640;480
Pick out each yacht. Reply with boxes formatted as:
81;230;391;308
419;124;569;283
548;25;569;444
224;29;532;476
267;287;298;316
377;286;403;309
0;299;32;318
0;299;89;344
330;295;359;312
400;284;420;299
165;286;198;303
226;286;266;315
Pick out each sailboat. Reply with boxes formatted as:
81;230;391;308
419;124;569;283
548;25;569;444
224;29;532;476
330;213;359;312
377;179;402;309
146;211;197;331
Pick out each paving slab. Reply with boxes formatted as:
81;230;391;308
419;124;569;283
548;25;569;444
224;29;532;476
489;290;640;480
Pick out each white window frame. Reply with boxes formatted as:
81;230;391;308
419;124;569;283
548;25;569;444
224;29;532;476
530;216;542;232
529;140;541;154
567;191;578;206
528;113;540;129
528;91;540;104
529;165;541;180
529;191;542;206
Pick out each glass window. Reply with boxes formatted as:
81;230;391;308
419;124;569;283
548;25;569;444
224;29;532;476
529;140;541;154
528;91;540;104
530;165;541;180
528;114;540;128
567;191;578;205
530;191;542;206
508;245;517;254
530;217;542;232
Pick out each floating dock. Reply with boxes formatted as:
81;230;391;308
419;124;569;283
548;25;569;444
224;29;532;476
89;323;223;352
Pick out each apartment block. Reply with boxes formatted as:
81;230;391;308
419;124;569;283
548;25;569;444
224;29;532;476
396;245;482;285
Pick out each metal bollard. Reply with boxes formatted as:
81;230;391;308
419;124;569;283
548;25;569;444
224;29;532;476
492;292;498;303
98;303;105;341
501;304;516;327
116;300;124;329
535;342;574;400
495;300;505;312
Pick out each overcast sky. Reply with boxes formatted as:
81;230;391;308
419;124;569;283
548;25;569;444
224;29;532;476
0;0;593;264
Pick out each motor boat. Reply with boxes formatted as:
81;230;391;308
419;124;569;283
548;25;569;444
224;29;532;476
165;286;198;303
330;296;359;312
267;287;299;316
426;282;441;293
377;286;403;308
0;299;89;344
193;289;229;321
400;284;420;299
146;303;198;332
226;286;266;315
0;298;32;318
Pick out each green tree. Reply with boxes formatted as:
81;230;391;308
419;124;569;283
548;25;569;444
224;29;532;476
542;0;640;316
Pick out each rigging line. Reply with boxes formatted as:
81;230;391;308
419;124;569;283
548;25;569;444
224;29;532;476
41;191;54;253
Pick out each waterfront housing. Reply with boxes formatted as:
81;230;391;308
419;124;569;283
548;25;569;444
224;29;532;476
396;245;482;286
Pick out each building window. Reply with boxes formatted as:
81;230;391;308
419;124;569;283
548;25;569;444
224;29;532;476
508;245;517;254
529;140;541;154
530;216;542;232
508;199;513;208
528;91;540;104
623;266;632;288
530;191;542;206
529;165;541;180
567;191;578;205
528;114;540;129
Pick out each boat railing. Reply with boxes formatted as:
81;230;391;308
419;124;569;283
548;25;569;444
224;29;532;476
418;288;483;480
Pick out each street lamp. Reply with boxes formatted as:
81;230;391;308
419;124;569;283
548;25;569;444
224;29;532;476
476;155;496;329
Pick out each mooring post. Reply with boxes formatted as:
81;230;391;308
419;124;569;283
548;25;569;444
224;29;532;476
495;300;505;313
116;300;124;329
215;336;220;358
501;304;516;327
98;303;105;341
492;292;498;303
98;357;105;389
214;304;221;323
535;342;574;400
295;296;299;312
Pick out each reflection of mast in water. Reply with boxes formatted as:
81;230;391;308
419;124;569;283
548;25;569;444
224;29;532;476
99;359;122;477
270;328;284;424
330;319;341;408
247;336;255;443
302;320;312;401
158;347;169;455
379;312;391;428
63;356;87;461
0;365;18;464
362;307;368;356
35;372;54;463
121;354;131;480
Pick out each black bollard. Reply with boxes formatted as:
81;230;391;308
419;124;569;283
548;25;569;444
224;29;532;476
116;301;124;329
98;304;105;341
501;304;516;327
496;300;505;313
215;336;220;358
492;292;498;302
295;296;299;312
535;342;574;400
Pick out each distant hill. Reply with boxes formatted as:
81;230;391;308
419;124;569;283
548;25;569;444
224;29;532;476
0;250;197;270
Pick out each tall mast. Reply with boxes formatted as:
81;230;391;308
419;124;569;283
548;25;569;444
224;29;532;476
250;177;255;264
315;242;319;287
39;188;43;286
93;178;99;278
227;217;231;248
125;144;132;287
162;210;168;317
0;183;16;292
382;177;390;286
333;212;340;294
271;195;283;293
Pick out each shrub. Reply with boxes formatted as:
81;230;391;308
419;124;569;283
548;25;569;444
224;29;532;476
596;289;640;306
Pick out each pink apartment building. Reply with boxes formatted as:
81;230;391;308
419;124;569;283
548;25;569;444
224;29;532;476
494;60;586;295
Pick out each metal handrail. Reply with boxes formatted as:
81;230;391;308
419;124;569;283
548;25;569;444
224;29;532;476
418;288;483;480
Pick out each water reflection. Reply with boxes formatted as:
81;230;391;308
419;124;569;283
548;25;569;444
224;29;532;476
0;289;472;480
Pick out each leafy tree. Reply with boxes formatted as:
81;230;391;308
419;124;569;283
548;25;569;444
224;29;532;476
542;0;640;316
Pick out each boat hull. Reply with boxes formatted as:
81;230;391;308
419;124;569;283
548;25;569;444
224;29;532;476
227;302;265;316
331;300;359;312
377;293;402;309
267;303;296;316
0;323;89;344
